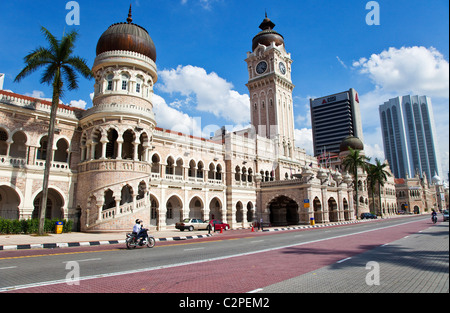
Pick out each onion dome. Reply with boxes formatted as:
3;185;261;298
339;136;364;152
96;6;157;62
432;173;442;185
252;13;285;52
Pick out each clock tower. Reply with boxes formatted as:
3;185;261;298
245;14;295;158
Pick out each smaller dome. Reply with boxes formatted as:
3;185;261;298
340;136;364;152
432;173;442;184
252;15;285;52
96;6;156;62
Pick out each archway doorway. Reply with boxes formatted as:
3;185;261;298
209;197;222;221
33;189;65;220
189;197;204;220
0;185;21;220
166;195;182;226
328;197;338;222
269;196;299;226
313;197;322;223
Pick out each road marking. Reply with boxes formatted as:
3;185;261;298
0;266;17;270
0;218;428;292
250;240;264;243
248;288;263;293
184;247;205;251
62;258;102;263
337;257;352;264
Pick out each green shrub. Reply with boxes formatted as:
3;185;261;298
0;218;73;234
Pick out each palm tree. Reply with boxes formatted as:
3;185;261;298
15;27;93;235
368;159;391;216
341;147;370;219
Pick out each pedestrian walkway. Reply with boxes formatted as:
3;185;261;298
258;222;449;293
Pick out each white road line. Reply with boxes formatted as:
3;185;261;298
184;247;205;251
337;257;352;264
248;288;263;293
0;266;17;270
0;218;424;293
62;258;102;263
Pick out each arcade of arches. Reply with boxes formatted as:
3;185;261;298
0;185;65;220
267;194;353;226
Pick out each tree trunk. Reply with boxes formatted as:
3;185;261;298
38;79;61;235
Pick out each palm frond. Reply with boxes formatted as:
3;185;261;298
62;64;78;91
65;56;93;79
40;27;59;55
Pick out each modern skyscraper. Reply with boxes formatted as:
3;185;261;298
310;88;364;156
379;95;442;181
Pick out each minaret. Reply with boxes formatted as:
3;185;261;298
245;14;295;158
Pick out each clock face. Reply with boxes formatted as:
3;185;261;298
279;62;286;75
256;61;268;74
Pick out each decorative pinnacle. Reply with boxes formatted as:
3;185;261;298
127;4;133;24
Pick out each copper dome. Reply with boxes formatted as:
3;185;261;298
252;15;285;52
339;136;364;152
96;7;157;62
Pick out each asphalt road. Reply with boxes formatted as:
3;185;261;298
0;215;447;295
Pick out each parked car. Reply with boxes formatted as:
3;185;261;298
207;219;230;231
175;218;209;231
443;210;449;222
361;213;377;219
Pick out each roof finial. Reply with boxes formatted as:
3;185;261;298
265;9;267;18
127;4;133;24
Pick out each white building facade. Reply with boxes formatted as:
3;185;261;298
0;11;376;231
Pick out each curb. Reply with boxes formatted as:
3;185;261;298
0;234;213;251
260;220;363;232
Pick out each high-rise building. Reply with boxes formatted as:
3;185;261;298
379;95;442;181
310;88;364;157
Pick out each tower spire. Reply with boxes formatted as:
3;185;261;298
127;4;133;24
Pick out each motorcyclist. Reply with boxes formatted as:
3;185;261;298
132;219;144;242
431;210;438;223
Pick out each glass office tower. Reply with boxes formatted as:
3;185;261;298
379;95;442;181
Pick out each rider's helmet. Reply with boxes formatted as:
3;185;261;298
135;219;141;224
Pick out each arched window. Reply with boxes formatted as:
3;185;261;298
54;138;69;163
9;131;27;158
121;74;129;91
0;129;9;156
106;74;114;91
136;76;143;94
37;136;48;160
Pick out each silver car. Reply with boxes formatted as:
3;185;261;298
443;210;449;222
175;218;210;231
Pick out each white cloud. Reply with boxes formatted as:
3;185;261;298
69;99;87;109
294;128;314;156
353;46;449;99
152;93;203;137
354;46;449;179
336;56;348;69
158;65;250;124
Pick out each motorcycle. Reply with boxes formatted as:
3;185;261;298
126;228;156;249
432;215;438;224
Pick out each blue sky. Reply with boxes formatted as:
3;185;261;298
0;0;449;179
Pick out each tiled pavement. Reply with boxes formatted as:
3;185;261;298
257;222;449;293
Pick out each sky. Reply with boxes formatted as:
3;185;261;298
0;0;449;181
